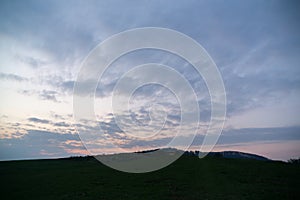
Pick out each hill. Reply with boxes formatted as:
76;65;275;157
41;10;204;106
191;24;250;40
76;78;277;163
207;151;270;161
0;152;299;200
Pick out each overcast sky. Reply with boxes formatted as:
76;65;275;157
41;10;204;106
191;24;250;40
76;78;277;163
0;0;299;161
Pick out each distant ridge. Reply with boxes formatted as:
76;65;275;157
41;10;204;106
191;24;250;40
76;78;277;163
1;148;270;162
134;148;271;161
134;148;270;161
207;151;270;161
183;150;270;161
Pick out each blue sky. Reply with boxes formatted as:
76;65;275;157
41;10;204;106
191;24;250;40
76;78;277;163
0;0;299;161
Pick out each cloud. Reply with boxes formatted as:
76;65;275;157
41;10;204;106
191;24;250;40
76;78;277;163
2;0;298;120
39;90;59;102
23;116;73;131
0;130;85;160
53;122;70;127
16;54;48;68
195;126;300;146
118;126;300;150
28;117;50;124
0;72;28;82
20;89;60;103
60;80;75;92
1;118;300;160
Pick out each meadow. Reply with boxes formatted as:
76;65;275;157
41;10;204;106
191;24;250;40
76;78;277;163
0;154;299;200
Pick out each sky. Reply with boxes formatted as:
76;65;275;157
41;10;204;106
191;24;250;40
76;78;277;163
0;0;300;161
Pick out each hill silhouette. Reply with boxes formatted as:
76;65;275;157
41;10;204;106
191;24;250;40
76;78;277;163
0;150;299;200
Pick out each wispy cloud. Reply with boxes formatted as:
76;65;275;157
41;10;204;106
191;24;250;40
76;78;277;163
0;73;28;82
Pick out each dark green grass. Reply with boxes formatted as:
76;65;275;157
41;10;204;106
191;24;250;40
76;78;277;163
0;155;299;200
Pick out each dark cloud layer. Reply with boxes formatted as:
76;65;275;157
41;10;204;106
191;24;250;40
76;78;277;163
0;130;84;160
28;117;50;124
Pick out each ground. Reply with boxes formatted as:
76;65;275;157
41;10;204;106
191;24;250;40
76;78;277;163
0;155;299;200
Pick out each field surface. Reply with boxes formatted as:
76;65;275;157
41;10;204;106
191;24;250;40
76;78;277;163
0;155;299;200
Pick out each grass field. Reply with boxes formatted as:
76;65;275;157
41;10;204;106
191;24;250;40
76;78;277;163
0;155;299;200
